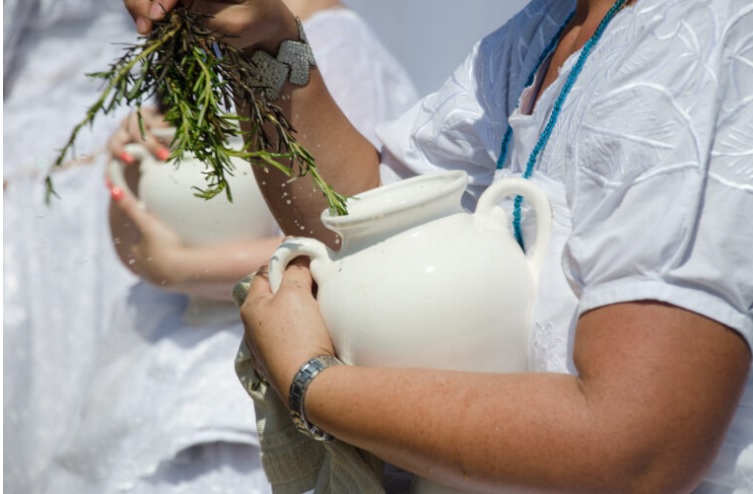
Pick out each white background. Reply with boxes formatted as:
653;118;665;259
345;0;530;96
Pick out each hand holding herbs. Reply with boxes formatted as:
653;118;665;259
49;5;348;215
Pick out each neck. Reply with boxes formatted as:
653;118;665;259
576;0;633;9
531;0;629;107
283;0;345;21
567;0;630;40
574;0;633;19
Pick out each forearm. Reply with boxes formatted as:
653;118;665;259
161;236;284;300
109;199;140;272
298;303;749;493
306;367;617;493
242;14;381;247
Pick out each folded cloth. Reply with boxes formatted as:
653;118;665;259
235;342;386;494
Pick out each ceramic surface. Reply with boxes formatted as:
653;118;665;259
107;140;278;247
270;170;552;371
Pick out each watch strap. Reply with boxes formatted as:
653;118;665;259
289;355;344;441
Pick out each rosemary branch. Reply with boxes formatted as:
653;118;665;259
47;6;348;216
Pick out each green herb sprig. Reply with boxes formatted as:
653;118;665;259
48;6;347;215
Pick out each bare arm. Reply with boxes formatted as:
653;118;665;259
243;64;381;247
242;263;751;493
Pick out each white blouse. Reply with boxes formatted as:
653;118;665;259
3;0;136;180
378;0;753;491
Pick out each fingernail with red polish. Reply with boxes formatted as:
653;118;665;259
119;151;136;166
156;147;171;161
110;186;124;202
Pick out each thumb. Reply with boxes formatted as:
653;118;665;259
277;257;315;295
244;265;273;306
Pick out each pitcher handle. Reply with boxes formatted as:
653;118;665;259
106;143;153;197
475;178;552;283
268;237;332;294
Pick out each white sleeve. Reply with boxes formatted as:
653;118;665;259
375;37;504;210
563;5;753;345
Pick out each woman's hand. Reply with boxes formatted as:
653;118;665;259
122;0;297;53
107;107;185;287
108;179;190;288
239;260;335;405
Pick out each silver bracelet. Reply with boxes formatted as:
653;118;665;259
289;355;344;441
246;17;316;100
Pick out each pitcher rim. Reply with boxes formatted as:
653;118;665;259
320;170;469;227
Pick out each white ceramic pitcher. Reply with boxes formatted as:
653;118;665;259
268;170;552;494
107;135;278;324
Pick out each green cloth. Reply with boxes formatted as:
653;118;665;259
235;342;386;494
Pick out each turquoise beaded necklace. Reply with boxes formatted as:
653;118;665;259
496;0;628;250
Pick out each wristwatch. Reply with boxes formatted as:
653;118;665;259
289;355;344;441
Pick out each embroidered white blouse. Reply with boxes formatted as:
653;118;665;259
378;0;753;491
